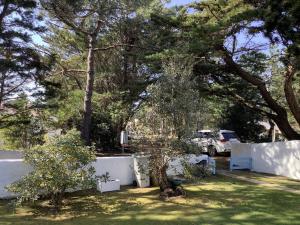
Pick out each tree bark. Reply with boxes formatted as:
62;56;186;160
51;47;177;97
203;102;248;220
284;65;300;126
159;164;170;191
81;35;96;145
271;113;300;140
0;72;6;109
222;51;300;140
267;119;275;142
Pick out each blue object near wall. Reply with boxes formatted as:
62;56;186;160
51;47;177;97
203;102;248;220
230;157;252;171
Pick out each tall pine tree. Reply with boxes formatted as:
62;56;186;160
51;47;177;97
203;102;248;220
0;0;45;114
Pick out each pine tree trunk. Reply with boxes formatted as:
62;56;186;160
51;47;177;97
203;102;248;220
284;66;300;126
0;73;5;109
272;114;300;140
81;35;96;145
267;119;275;141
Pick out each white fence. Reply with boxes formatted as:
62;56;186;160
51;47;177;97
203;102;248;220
167;154;209;176
0;159;32;198
0;156;135;198
231;141;300;180
0;152;209;198
0;150;23;159
92;157;134;185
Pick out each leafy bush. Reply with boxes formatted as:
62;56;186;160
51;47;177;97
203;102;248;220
182;161;211;181
7;129;96;211
170;139;202;154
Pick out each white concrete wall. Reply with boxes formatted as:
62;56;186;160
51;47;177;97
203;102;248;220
251;141;300;180
231;143;252;158
0;156;135;198
231;141;300;180
0;153;209;198
167;154;208;176
0;150;23;159
0;159;32;198
93;157;134;186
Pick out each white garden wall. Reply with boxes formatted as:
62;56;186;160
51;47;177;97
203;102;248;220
230;143;252;158
167;154;208;176
0;150;23;159
0;156;135;198
92;157;134;186
0;159;32;198
0;152;209;198
231;141;300;180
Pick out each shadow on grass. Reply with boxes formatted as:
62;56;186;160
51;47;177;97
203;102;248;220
1;176;300;225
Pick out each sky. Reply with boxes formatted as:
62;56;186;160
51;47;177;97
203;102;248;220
32;0;194;46
33;0;273;56
166;0;193;7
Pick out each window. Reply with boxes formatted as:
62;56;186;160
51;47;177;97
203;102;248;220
221;132;238;140
198;132;213;138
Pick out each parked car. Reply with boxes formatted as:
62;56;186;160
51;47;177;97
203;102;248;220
191;129;240;156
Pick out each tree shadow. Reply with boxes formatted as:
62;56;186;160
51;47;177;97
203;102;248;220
1;178;300;225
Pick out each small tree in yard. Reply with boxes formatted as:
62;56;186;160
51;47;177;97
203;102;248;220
131;55;203;198
7;129;96;212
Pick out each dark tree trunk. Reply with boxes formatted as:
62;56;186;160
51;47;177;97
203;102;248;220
222;51;300;140
284;66;300;126
0;73;5;109
159;164;170;191
271;113;300;140
51;191;64;213
267;119;275;141
81;35;96;145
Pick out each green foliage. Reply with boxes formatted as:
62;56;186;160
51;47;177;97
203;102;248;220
39;0;168;147
98;172;111;183
170;139;202;155
7;129;96;211
170;0;300;139
182;161;211;181
136;54;204;140
43;90;117;148
0;0;46;107
219;103;265;142
246;0;300;57
0;94;45;150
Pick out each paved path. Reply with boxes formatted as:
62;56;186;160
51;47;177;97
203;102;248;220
218;169;300;195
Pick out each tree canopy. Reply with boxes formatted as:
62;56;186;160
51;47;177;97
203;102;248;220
0;0;299;151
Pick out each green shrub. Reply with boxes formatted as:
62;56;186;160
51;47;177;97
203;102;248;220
170;139;202;154
7;129;96;212
182;161;211;181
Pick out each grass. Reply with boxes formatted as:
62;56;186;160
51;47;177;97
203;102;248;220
1;175;300;225
230;170;300;191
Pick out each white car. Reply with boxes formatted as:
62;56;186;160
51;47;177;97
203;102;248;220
191;129;240;156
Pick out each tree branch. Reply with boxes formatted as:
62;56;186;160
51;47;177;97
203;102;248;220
0;1;9;28
222;48;287;115
284;64;300;125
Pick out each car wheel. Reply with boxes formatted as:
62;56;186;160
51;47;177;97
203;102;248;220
208;145;217;157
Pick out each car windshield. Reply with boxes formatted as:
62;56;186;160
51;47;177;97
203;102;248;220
197;132;213;138
221;132;238;140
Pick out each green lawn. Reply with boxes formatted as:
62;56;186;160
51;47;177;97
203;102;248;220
230;170;300;191
1;175;300;225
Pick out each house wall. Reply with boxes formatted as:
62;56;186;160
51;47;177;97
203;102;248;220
231;141;300;180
